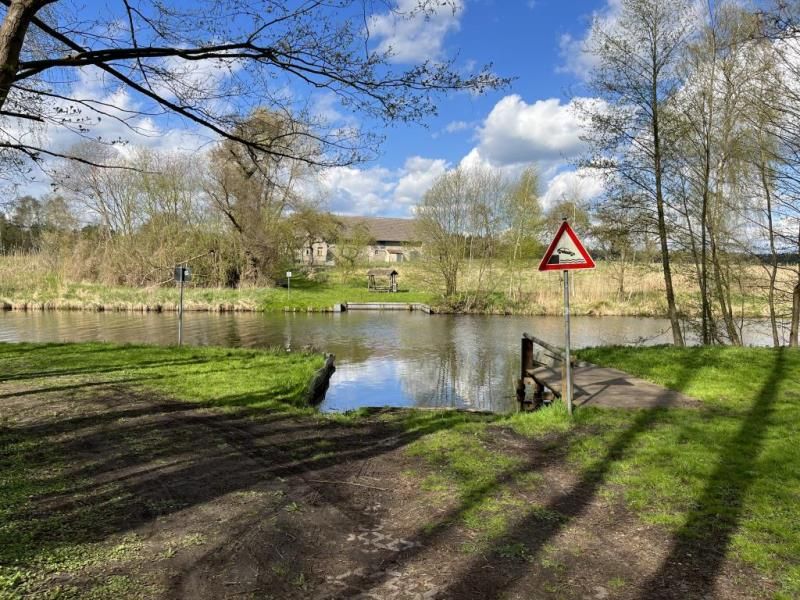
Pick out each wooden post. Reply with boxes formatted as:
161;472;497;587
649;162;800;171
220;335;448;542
518;336;534;408
563;270;573;415
177;264;185;346
521;336;534;380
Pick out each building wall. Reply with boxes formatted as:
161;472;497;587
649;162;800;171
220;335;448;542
298;239;421;265
298;241;332;265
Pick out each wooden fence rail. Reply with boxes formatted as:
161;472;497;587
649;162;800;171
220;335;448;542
517;333;589;411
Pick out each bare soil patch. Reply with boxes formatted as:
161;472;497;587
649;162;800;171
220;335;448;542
2;385;774;599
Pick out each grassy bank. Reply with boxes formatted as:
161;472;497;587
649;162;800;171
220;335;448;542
0;342;325;411
1;253;791;317
407;346;800;596
1;343;799;597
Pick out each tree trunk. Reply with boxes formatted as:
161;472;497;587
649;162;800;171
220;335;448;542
700;170;712;345
791;281;799;348
0;0;45;111
759;153;780;347
708;216;741;346
652;85;684;347
792;221;800;347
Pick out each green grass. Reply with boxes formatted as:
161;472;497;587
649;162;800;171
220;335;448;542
0;341;324;410
408;424;525;545
0;342;325;598
259;278;436;311
0;270;438;313
570;346;800;596
2;253;791;317
406;346;800;596
3;342;800;597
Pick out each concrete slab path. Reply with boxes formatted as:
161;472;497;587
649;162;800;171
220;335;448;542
530;365;702;409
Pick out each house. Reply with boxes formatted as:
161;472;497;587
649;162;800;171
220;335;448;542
300;216;421;265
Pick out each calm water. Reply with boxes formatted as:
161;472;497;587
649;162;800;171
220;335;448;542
0;311;774;413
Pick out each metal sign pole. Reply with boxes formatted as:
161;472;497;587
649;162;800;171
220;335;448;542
538;218;593;417
178;267;185;347
563;269;573;415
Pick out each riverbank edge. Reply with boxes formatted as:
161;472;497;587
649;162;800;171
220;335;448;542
0;297;741;319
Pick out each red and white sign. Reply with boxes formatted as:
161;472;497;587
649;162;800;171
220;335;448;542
538;221;595;272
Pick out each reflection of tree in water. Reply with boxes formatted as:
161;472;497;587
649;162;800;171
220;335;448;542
397;318;517;412
394;342;460;409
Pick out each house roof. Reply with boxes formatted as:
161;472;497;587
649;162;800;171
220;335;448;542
336;216;419;243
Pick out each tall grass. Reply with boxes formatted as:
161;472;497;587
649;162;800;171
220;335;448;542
0;253;791;317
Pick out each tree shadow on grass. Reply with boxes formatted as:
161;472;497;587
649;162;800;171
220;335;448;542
402;350;787;600
638;348;787;599
0;384;495;578
5;343;782;598
340;356;703;599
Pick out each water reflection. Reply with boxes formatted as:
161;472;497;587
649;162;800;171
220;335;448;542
0;311;773;412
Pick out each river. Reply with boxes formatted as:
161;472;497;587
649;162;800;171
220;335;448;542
0;311;775;412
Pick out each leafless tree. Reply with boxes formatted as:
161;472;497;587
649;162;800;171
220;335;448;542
0;0;507;177
580;0;696;346
502;166;543;302
416;165;510;305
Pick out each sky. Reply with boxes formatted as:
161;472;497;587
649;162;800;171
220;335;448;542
17;0;616;217
319;0;611;217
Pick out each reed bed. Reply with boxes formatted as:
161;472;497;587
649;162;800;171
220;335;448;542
0;253;792;317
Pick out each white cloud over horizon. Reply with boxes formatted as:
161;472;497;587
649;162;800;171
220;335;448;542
557;0;621;80
473;94;594;166
320;156;450;216
314;92;605;217
541;168;605;209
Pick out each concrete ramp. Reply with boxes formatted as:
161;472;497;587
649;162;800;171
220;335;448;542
530;365;701;409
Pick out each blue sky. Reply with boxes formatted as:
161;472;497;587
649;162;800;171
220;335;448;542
378;0;599;167
316;0;611;217
22;0;614;216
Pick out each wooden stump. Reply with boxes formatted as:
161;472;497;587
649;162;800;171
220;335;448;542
306;354;336;406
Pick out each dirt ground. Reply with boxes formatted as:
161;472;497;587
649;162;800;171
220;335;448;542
3;385;776;600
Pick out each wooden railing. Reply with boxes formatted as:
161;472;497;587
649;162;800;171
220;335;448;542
516;333;588;411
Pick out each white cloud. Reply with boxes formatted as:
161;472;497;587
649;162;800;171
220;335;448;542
369;0;464;63
473;95;595;167
557;32;597;82
320;156;449;216
541;168;605;209
556;0;622;80
394;157;449;205
311;90;609;217
444;120;471;134
4;64;232;196
558;0;708;80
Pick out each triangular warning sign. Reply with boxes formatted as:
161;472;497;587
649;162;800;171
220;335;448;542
538;221;595;271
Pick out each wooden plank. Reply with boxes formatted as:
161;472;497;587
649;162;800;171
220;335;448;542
528;365;702;409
